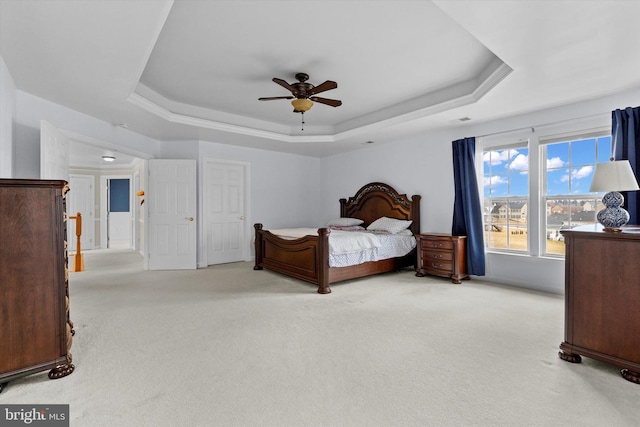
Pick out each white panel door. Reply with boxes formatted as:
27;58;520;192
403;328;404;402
40;120;69;180
68;174;95;251
205;160;246;265
108;213;131;243
148;159;197;270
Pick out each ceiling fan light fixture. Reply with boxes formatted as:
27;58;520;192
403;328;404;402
291;98;313;112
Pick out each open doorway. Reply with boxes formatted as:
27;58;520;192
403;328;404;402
100;175;133;250
41;122;149;266
67;174;96;252
107;177;131;249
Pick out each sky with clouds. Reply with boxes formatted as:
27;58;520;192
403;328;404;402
483;136;611;198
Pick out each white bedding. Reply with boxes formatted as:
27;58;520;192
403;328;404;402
329;233;416;267
267;228;416;268
267;228;381;253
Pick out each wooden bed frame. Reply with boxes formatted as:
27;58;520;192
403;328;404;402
254;182;421;294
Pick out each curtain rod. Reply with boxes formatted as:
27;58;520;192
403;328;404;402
475;111;610;139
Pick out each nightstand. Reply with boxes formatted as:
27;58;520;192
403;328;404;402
415;234;468;284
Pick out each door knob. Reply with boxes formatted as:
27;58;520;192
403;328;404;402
185;217;194;221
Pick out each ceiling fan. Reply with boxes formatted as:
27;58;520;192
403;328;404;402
258;72;342;114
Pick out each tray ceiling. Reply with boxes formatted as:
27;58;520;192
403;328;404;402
1;1;639;158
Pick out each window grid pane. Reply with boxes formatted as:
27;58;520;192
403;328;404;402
483;197;528;252
483;143;529;253
542;135;610;256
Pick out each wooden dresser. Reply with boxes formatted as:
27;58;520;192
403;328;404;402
415;234;468;284
0;179;75;392
559;225;640;384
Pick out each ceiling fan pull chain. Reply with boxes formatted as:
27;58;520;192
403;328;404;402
301;111;305;131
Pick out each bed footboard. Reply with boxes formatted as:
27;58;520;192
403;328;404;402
254;223;332;294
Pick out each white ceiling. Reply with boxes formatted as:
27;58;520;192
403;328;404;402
64;130;142;169
1;0;640;162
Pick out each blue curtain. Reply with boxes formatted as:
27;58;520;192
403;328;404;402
452;137;485;276
612;106;640;225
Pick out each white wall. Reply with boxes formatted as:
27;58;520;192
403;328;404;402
322;129;456;234
15;91;162;178
197;140;323;229
159;139;323;229
0;55;16;178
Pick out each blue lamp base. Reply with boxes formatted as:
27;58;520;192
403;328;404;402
596;191;630;232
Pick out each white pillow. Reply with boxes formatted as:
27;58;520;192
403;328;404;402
367;216;413;234
395;228;414;236
327;217;364;227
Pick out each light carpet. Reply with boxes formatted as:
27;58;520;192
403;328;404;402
1;249;639;426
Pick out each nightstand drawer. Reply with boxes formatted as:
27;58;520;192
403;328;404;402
422;250;454;262
423;260;453;273
420;239;454;250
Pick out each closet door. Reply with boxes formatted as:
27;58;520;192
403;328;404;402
204;160;247;265
148;160;197;270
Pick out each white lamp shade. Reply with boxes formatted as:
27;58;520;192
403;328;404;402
589;160;640;192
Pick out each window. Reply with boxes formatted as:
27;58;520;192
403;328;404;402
542;134;611;255
480;123;611;260
482;143;529;252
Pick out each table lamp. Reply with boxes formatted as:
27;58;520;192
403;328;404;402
589;158;640;232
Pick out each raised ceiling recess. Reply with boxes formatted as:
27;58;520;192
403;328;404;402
128;1;511;143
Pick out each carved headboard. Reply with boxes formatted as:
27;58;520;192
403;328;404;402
339;182;421;235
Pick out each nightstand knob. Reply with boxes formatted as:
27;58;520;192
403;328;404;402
432;263;442;268
432;254;442;259
432;243;442;247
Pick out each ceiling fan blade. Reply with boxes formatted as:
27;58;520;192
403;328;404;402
308;80;337;95
310;96;342;107
258;96;294;101
272;78;299;95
